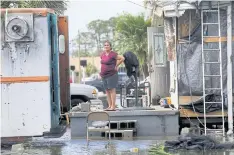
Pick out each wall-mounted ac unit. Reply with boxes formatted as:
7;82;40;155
4;13;34;42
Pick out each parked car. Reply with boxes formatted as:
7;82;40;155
70;83;98;107
82;73;99;82
84;72;129;94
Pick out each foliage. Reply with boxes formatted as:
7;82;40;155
0;0;68;15
148;144;171;155
85;63;98;77
72;11;151;77
87;18;116;55
87;19;106;51
114;13;151;77
76;31;95;53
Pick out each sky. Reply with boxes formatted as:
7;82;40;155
64;0;146;42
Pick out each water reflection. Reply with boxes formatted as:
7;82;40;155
3;139;234;155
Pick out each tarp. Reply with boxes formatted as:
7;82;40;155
176;9;234;108
180;94;227;113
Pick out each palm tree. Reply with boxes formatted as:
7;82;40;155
0;0;68;15
114;13;151;78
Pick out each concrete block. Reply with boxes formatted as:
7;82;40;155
181;127;189;135
101;132;105;137
123;130;133;140
11;144;24;155
90;99;103;110
119;122;128;129
108;121;119;129
128;122;136;128
119;120;137;129
81;102;90;112
105;130;124;138
70;109;179;138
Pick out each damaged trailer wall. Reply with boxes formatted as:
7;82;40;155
175;8;234;107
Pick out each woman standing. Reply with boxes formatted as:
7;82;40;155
100;40;125;111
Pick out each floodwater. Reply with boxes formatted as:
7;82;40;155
2;127;234;155
2;95;234;155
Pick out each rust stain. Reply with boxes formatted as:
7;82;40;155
58;16;70;111
0;8;54;16
0;76;49;84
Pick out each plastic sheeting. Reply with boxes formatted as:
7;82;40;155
177;9;234;105
180;94;226;113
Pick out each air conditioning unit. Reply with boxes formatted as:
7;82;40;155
4;13;34;42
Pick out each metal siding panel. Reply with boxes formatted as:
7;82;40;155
2;83;51;137
58;16;70;112
1;8;55;16
1;16;51;137
50;14;61;128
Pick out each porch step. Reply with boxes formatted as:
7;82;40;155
105;129;133;139
119;120;137;129
107;120;137;130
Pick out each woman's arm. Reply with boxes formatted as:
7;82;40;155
116;55;125;69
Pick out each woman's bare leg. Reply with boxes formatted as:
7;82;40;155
105;90;112;110
110;88;116;110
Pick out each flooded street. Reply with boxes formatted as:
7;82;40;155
2;127;234;155
2;95;234;155
2;1;234;155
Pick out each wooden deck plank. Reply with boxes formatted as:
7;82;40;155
180;108;227;118
204;36;234;42
179;96;228;118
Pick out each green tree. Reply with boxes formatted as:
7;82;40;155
87;19;115;55
73;31;95;58
0;0;68;15
87;19;106;52
114;13;151;77
79;32;95;53
108;17;117;45
85;63;98;77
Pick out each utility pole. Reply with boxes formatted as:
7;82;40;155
78;30;81;83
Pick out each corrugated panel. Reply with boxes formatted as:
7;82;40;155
50;14;60;128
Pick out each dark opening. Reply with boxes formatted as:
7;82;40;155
120;122;128;128
128;122;135;128
110;122;118;129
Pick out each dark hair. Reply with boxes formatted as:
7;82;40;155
104;40;112;50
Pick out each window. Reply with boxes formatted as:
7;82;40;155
153;33;166;67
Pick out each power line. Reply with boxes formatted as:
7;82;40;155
125;0;153;11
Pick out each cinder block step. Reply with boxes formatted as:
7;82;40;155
123;130;133;140
119;120;137;130
105;130;124;138
105;129;133;139
108;121;119;129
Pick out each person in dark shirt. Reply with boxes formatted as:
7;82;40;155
100;40;125;111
